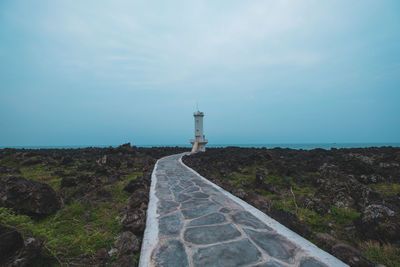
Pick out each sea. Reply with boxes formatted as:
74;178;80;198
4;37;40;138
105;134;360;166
1;143;400;150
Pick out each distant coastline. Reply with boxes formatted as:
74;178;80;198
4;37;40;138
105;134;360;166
1;143;400;150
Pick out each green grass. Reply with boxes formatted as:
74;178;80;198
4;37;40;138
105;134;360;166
0;155;19;168
273;198;297;211
124;171;143;181
231;172;254;187
292;184;316;196
361;241;400;267
264;174;287;186
19;164;62;190
0;168;142;265
330;206;360;226
0;200;122;263
370;183;400;197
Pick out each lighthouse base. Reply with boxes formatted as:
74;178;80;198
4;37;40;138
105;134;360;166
190;140;208;152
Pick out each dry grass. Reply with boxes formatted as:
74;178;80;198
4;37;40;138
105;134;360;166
360;240;400;267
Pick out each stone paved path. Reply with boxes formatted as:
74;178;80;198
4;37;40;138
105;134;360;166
139;153;347;267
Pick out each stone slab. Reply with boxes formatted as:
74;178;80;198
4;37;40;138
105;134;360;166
192;238;262;267
152;239;189;267
184;224;241;244
244;228;297;263
187;213;227;227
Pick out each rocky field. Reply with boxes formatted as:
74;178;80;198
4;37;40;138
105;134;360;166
0;144;187;266
183;146;400;267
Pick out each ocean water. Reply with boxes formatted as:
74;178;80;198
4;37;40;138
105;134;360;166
1;143;400;150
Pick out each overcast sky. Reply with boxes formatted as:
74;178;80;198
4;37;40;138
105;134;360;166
1;0;399;146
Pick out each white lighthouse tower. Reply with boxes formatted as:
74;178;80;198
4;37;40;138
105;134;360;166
190;110;208;152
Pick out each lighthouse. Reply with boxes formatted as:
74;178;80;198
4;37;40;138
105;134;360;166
190;111;208;152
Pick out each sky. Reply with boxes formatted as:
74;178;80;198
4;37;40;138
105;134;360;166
1;0;400;146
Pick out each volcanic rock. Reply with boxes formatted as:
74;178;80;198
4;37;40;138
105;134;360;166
0;224;24;265
0;176;60;217
355;204;399;242
114;231;141;255
124;179;144;193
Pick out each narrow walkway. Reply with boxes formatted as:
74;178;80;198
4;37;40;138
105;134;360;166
139;153;347;267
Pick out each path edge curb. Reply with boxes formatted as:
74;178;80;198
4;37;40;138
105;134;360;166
138;158;161;267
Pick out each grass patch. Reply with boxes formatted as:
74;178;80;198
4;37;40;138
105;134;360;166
297;208;328;232
19;164;62;191
360;241;400;267
370;183;400;197
231;172;254;187
0;169;136;265
0;201;122;262
0;155;19;167
330;206;360;226
273;198;296;211
292;184;316;196
264;174;286;186
124;171;143;181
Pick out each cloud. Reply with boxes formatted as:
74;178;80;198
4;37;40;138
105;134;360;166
0;0;399;145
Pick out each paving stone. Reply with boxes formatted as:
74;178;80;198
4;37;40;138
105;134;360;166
184;224;241;244
220;207;231;213
180;199;212;209
181;204;220;219
168;180;179;186
244;228;297;263
171;185;184;193
190;192;210;198
200;185;221;195
187;213;227;226
252;260;287;267
156;183;170;190
152;239;189;267
157;200;179;215
192;179;209;187
231;210;272;230
183;185;200;193
155;188;173;200
180;180;194;188
192;238;261;267
159;212;183;236
299;257;328;267
211;194;237;207
157;175;168;182
174;192;191;202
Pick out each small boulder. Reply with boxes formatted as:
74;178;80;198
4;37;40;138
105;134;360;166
355;204;399;242
314;232;374;267
0;176;60;217
112;255;137;267
124;179;143;193
0;224;42;267
332;244;374;267
114;231;141;255
269;208;312;238
313;232;339;252
13;237;42;266
126;189;148;210
0;224;24;265
121;209;146;235
361;204;395;222
95;248;110;266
